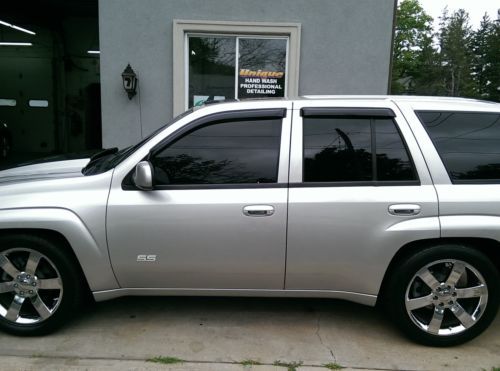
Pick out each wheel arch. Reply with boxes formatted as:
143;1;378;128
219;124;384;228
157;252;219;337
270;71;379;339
377;237;500;306
0;208;119;292
0;228;92;298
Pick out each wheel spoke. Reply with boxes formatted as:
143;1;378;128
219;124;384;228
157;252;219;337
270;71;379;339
427;307;444;334
446;262;466;286
31;295;51;320
406;294;434;311
451;303;475;329
0;281;14;294
5;295;25;321
37;278;62;290
24;251;42;276
456;284;487;299
0;254;20;279
418;269;441;290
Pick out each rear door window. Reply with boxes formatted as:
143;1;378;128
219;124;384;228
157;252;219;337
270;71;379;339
303;115;417;183
416;111;500;183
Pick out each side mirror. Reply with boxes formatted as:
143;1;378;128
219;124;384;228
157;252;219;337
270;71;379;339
132;161;153;190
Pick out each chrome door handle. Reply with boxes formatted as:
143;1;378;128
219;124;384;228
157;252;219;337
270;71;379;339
388;204;421;216
243;205;275;217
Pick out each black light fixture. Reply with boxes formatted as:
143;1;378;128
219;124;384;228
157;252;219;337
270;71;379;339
121;63;138;99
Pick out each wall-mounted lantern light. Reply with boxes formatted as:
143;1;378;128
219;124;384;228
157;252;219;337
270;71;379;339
121;64;138;100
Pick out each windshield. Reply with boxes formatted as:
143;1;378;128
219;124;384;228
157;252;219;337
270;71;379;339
82;108;194;175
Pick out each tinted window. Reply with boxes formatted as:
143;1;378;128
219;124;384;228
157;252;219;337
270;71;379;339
376;119;416;181
417;111;500;182
304;117;372;182
152;119;282;185
303;116;416;182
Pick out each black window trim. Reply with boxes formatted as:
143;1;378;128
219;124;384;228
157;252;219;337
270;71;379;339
290;180;421;188
150;108;287;158
123;108;287;190
301;113;420;186
416;110;500;185
301;107;396;118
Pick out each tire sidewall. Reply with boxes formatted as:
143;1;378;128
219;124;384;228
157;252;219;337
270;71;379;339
388;244;500;346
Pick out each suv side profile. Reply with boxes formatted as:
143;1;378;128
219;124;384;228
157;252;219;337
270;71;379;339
0;96;499;346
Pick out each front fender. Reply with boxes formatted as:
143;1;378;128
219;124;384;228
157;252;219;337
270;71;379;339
0;207;119;291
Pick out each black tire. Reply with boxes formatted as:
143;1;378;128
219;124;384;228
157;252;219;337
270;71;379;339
386;244;500;346
0;234;83;336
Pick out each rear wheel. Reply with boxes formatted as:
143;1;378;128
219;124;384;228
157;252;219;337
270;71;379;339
0;235;82;335
387;244;500;346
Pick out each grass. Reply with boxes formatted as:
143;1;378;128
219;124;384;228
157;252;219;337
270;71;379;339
323;363;344;370
146;356;184;364
240;359;262;366
273;360;303;371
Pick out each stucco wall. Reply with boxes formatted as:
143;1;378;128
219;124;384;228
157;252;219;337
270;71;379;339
99;0;396;148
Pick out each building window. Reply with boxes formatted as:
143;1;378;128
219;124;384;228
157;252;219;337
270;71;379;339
173;20;301;115
188;35;288;108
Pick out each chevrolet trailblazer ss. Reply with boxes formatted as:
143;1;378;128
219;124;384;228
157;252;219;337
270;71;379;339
0;96;499;346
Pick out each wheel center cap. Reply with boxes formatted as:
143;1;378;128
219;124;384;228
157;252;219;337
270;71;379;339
14;272;38;298
434;284;457;307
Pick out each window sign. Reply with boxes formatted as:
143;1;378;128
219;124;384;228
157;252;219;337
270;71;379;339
187;35;288;108
238;38;287;99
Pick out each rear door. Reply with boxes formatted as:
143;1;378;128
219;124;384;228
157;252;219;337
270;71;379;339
285;100;439;297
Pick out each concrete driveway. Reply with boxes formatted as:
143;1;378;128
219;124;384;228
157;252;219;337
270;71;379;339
0;297;499;370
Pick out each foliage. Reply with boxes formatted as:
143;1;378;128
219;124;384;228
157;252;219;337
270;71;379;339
323;362;344;370
146;356;184;364
471;14;500;102
439;9;475;97
239;359;262;366
391;0;434;93
273;360;303;371
391;0;500;102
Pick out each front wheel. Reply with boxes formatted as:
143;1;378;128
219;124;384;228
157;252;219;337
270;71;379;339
0;235;82;335
387;244;500;346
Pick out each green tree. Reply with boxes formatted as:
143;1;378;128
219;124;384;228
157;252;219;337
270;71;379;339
471;15;493;98
391;0;434;94
438;9;476;97
410;33;444;95
471;14;500;101
486;19;500;102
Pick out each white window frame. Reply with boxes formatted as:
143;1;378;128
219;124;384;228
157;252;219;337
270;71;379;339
173;20;301;115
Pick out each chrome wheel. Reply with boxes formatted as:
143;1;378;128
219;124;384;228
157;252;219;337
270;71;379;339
0;248;63;324
405;259;488;336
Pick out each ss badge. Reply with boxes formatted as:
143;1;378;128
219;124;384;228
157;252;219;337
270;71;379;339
137;254;157;262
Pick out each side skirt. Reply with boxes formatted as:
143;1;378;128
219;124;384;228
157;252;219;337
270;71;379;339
93;288;377;306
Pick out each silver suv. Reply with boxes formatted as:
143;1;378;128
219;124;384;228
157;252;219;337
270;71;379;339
0;96;499;346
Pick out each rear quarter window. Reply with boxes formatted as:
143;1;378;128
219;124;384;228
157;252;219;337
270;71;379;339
416;111;500;183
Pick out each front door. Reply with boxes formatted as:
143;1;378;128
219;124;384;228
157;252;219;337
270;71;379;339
106;107;291;289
